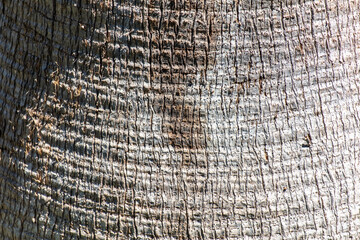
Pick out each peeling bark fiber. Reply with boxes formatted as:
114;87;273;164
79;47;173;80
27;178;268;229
1;0;360;239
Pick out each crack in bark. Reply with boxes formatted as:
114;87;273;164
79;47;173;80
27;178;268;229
147;0;217;153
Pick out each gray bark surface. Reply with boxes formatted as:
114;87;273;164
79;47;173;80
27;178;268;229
1;0;360;239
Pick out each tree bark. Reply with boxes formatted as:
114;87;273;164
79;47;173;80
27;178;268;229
1;0;360;239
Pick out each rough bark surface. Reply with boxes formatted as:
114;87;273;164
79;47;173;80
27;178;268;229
1;0;360;239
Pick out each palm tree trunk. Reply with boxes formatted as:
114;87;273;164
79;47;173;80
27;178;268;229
1;0;360;239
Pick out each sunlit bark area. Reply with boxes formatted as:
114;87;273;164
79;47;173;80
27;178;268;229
0;0;360;239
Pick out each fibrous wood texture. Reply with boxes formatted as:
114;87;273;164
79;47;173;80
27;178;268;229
1;0;360;239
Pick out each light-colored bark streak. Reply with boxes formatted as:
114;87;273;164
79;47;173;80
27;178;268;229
0;0;360;239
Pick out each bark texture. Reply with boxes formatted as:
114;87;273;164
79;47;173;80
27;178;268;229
1;0;360;239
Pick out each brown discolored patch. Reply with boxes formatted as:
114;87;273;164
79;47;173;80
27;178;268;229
147;0;218;153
